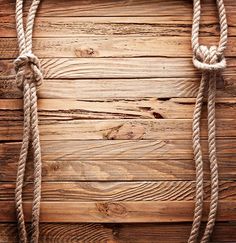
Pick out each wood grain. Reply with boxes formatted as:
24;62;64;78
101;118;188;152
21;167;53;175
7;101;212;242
0;201;235;223
1;0;236;18
0;222;235;243
0;98;236;120
2;58;236;79
1;37;236;58
0;139;235;161
2;77;236;99
2;16;236;38
1;157;235;182
0;119;235;141
0;139;235;181
0;181;236;201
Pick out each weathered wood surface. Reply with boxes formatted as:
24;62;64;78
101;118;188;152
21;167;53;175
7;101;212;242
0;201;235;222
0;98;236;119
1;37;236;58
1;181;236;201
2;78;236;99
1;157;235;182
1;58;236;79
1;0;236;17
0;0;236;242
0;140;235;182
0;139;235;160
1;223;235;243
0;119;236;140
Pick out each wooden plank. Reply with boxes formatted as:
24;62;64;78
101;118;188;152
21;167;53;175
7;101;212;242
1;37;236;58
1;157;235;182
0;140;235;181
0;139;234;161
0;222;235;243
0;119;235;141
1;77;235;99
2;16;235;38
1;0;236;18
0;181;236;201
1;58;235;80
0;98;236;120
0;14;235;38
0;201;235;223
1;57;198;78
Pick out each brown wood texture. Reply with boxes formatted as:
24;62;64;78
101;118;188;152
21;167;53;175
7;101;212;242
0;0;236;242
0;223;235;243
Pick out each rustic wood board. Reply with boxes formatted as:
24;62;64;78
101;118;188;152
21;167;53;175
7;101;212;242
0;0;236;242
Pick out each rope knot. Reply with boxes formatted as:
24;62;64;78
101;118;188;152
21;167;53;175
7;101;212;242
193;45;226;72
14;53;43;90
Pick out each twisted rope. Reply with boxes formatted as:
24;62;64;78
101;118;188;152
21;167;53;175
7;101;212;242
188;1;227;243
14;0;42;242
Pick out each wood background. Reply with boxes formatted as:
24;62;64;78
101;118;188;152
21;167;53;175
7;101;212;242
0;0;236;242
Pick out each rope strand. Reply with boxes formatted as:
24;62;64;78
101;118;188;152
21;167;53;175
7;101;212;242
14;0;42;242
189;1;227;243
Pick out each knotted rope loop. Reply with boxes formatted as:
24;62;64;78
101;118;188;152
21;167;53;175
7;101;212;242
14;53;43;90
14;0;42;243
193;45;226;72
189;1;228;243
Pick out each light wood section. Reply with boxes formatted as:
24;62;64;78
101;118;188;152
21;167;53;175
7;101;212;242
0;98;236;119
1;37;236;58
0;139;234;160
0;119;235;141
2;78;236;99
0;181;236;201
1;58;236;79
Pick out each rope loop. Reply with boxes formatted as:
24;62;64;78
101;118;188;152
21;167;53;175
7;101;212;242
189;1;228;243
14;53;43;90
193;45;226;72
15;0;42;242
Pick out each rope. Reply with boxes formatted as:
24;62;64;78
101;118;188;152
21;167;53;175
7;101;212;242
14;0;42;242
188;1;227;243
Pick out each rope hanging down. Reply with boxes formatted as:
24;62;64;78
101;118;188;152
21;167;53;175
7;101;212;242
14;0;42;242
188;0;227;243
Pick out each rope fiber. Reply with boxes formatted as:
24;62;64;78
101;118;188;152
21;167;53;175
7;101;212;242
188;0;227;243
14;0;42;242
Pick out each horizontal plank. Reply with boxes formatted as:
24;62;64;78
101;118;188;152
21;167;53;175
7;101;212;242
1;0;236;18
1;77;235;99
0;14;236;38
0;98;236;120
1;58;235;80
1;157;235;182
0;181;235;201
0;119;235;141
1;222;235;243
0;201;235;222
0;78;233;100
1;57;198;78
1;37;236;58
0;139;234;161
0;140;235;181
